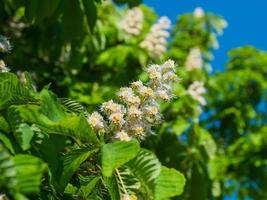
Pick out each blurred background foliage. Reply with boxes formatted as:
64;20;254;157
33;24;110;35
0;0;266;199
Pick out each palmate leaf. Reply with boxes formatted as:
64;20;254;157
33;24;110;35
118;149;185;199
0;144;47;198
13;154;47;194
39;89;66;121
78;175;101;198
101;140;140;177
117;166;140;193
127;149;161;196
0;132;15;154
103;175;121;200
64;175;101;199
7;89;99;143
14;123;34;151
59;98;87;114
154;166;186;200
0;73;38;111
0;143;17;190
59;147;98;190
102;166;140;200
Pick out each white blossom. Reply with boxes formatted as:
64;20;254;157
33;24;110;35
194;7;205;18
101;100;126;115
131;125;144;137
143;105;159;116
121;7;143;36
162;59;176;71
154;89;171;101
131;80;143;89
187;81;207;106
138;86;154;98
185;47;203;71
147;64;162;80
0;60;9;73
17;71;27;84
88;60;179;141
87;112;106;132
115;130;131;141
128;106;142;119
140;16;171;57
109;112;125;126
0;36;12;53
118;87;141;106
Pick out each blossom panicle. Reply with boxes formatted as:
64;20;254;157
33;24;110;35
187;81;207;106
121;7;144;36
140;16;171;57
185;47;203;71
88;60;179;141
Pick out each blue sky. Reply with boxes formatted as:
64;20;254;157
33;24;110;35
144;0;267;72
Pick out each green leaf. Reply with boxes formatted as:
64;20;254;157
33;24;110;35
127;149;161;196
39;89;66;121
13;154;47;194
0;144;17;190
155;166;186;200
61;0;85;40
0;73;37;110
103;175;121;200
102;140;140;177
0;115;10;133
25;0;61;23
60;98;86;114
59;147;97;189
82;0;98;32
78;176;100;198
0;132;15;154
37;134;66;191
8;103;99;143
116;166;140;194
14;123;34;151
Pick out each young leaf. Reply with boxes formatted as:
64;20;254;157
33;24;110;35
0;144;17;190
154;166;186;200
13;154;47;194
0;73;37;110
0;132;15;154
102;140;140;177
59;147;97;189
103;175;121;200
14;123;34;151
127;149;161;196
8;104;99;143
78;175;101;198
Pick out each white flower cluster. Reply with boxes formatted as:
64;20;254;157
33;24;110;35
121;7;143;36
0;36;12;53
184;47;203;71
0;60;9;73
140;16;171;57
87;60;179;141
187;81;207;106
193;7;205;18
